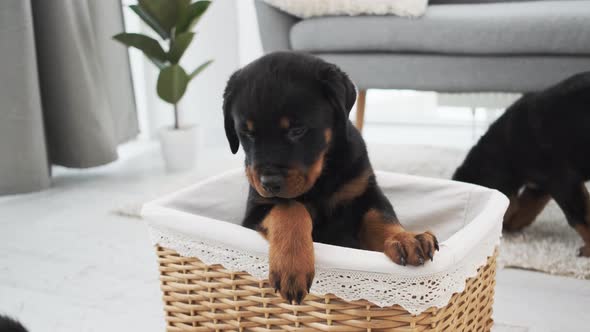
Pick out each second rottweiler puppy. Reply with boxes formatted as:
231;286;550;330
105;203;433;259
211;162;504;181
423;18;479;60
0;315;28;332
222;52;438;303
453;72;590;257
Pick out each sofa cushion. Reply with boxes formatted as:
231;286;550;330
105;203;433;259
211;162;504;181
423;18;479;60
290;1;590;55
429;0;573;3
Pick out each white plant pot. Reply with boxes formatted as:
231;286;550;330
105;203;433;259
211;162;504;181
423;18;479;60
159;125;198;173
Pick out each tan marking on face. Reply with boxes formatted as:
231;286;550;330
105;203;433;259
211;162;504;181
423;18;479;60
324;128;332;144
246;120;254;131
279;117;290;129
328;168;372;209
245;143;328;198
278;150;326;198
246;166;272;198
246;151;326;199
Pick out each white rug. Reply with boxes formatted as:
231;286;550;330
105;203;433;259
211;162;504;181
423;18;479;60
115;144;590;280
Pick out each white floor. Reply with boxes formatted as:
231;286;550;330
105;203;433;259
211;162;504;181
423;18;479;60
0;143;243;332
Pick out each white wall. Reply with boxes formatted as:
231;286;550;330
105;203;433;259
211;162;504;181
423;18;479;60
126;0;242;148
125;0;266;149
236;0;263;66
179;0;241;147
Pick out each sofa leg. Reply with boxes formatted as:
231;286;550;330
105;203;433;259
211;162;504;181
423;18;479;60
355;90;367;132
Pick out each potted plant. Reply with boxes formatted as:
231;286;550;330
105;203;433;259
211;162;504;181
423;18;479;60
114;0;213;172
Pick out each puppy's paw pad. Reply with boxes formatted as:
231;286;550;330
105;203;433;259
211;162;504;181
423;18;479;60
269;267;314;304
384;231;438;266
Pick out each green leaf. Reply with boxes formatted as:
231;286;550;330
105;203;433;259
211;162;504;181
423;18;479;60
177;0;191;10
176;1;211;34
148;56;166;70
138;0;189;37
129;5;169;40
189;59;213;80
113;33;167;62
168;32;194;64
157;65;189;104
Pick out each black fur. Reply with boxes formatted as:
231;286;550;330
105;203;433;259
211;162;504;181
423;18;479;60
0;315;28;332
453;72;590;254
222;51;396;248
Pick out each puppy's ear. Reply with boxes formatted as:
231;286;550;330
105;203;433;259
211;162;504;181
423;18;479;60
318;64;357;125
222;69;241;154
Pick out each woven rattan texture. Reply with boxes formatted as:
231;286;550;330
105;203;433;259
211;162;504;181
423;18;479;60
157;246;497;332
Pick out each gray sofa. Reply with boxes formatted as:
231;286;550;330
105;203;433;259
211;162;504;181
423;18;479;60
254;0;590;130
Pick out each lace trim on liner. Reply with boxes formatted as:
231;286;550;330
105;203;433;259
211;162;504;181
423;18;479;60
149;224;500;315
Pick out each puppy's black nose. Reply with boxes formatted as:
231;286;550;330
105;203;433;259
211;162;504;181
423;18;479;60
260;174;284;194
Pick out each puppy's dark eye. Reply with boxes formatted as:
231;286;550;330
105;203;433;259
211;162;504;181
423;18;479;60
287;127;307;140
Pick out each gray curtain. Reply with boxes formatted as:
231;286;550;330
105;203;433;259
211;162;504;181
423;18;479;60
0;0;138;195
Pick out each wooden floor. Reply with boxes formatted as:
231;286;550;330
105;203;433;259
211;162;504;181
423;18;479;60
0;141;588;332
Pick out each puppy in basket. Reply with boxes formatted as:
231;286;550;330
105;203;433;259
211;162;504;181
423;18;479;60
454;72;590;257
222;52;438;303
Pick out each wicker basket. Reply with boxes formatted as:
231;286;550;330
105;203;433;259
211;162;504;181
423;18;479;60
156;246;498;332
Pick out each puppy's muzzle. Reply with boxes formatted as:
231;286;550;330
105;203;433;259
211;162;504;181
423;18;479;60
260;173;284;195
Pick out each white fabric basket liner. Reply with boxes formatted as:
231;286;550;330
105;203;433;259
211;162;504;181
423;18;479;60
142;169;508;315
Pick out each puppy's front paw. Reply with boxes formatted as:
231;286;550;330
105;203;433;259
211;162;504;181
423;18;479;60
384;231;438;266
269;261;314;304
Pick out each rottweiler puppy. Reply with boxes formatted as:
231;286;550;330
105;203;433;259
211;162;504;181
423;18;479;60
453;72;590;257
222;52;438;304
